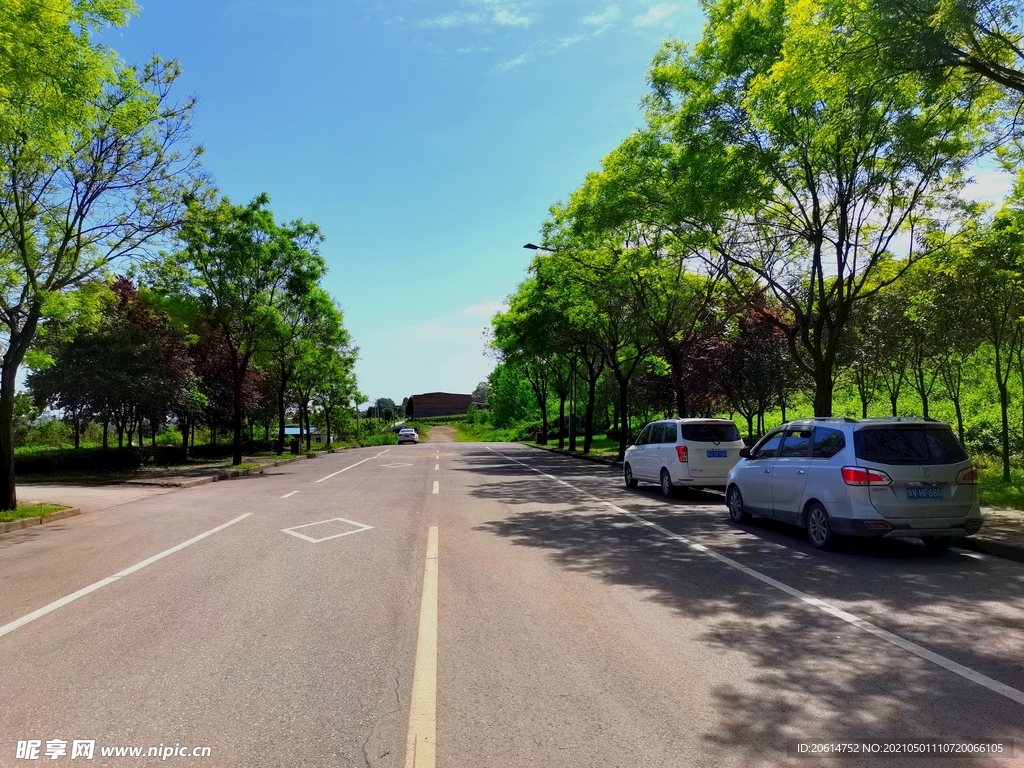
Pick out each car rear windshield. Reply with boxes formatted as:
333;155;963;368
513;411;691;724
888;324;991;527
680;423;741;443
853;427;968;466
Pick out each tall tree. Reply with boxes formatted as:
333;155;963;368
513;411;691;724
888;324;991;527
174;194;323;465
643;0;993;416
0;41;200;507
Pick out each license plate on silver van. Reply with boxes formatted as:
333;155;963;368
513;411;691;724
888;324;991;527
706;450;728;458
906;487;943;499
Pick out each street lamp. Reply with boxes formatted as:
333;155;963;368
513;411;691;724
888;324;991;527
523;243;555;252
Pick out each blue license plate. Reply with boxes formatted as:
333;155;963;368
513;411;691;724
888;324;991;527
906;487;943;499
707;450;728;458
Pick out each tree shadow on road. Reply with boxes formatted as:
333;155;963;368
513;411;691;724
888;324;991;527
457;446;1024;767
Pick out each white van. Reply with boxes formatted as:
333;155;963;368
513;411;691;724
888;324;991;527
624;419;746;496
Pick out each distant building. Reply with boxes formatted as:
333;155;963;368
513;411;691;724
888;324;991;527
407;392;472;418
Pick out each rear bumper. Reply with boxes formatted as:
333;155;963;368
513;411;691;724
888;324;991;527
830;517;983;539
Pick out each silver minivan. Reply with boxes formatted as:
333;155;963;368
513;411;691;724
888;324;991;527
725;417;983;550
624;419;746;496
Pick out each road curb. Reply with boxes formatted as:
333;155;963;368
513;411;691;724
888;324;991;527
956;536;1024;564
525;442;622;467
0;507;82;535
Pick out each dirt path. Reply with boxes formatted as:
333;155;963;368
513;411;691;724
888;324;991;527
423;425;455;442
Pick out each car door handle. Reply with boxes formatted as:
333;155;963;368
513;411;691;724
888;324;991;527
763;469;770;474
797;470;806;475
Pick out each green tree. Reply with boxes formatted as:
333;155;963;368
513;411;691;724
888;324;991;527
0;37;200;506
643;0;993;416
861;0;1024;95
173;194;324;465
947;210;1024;480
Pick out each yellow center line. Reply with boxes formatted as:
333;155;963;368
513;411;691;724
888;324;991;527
405;526;438;768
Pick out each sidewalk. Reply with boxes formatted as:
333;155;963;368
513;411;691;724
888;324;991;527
123;454;309;488
966;507;1024;563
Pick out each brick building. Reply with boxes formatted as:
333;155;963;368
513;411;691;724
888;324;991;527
407;392;472;418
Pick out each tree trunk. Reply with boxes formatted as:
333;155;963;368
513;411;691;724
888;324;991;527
181;415;189;455
326;409;332;447
0;360;19;511
583;374;598;454
812;373;833;417
954;398;964;446
557;395;566;450
999;380;1011;482
73;408;81;449
232;376;244;466
305;403;312;451
745;413;754;441
102;416;109;450
277;378;287;455
616;377;629;461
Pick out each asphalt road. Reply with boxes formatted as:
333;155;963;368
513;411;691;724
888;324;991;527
1;442;1023;767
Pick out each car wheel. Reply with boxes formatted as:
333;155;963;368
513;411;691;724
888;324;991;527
806;502;836;550
922;536;952;553
660;469;674;498
624;463;638;488
727;486;750;523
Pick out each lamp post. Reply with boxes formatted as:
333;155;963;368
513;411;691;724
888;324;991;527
523;243;555;253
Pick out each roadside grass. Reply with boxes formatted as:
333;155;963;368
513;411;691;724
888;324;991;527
453;422;521;442
227;462;260;470
0;503;69;523
976;455;1024;510
529;434;623;461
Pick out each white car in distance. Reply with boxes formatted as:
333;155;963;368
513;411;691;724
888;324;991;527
397;428;419;445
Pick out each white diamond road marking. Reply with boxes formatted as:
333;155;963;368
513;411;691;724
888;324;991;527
281;517;374;544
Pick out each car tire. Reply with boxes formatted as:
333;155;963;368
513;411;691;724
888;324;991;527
624;463;638;488
660;469;674;498
922;536;952;553
727;485;750;523
806;502;837;550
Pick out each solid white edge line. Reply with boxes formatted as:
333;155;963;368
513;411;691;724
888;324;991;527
485;446;1024;708
281;491;299;498
0;513;252;639
314;448;391;483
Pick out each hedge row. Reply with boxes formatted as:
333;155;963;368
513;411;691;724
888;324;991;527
15;441;278;475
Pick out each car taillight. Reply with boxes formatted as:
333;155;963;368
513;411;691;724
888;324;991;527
676;446;688;463
841;466;892;486
957;467;979;484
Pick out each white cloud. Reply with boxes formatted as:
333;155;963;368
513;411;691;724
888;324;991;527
461;301;507;316
497;33;584;73
421;1;533;30
492;6;532;26
421;12;483;28
497;52;529;71
633;2;679;27
582;5;620;26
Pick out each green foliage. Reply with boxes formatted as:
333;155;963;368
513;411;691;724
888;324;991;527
487;363;537;428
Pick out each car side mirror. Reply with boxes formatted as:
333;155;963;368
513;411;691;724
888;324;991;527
739;447;751;459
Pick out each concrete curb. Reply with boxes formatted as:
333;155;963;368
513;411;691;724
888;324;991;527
123;452;338;487
525;442;622;467
0;507;82;535
956;536;1024;564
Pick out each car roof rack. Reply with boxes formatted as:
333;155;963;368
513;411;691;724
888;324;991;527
787;417;858;423
858;416;940;423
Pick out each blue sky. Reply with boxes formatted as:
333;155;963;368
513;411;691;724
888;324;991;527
105;0;709;404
